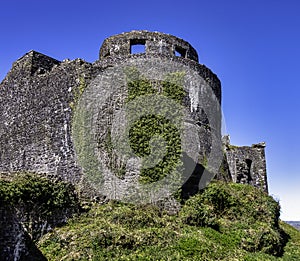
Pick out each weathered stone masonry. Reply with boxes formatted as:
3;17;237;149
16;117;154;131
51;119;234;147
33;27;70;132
0;30;225;191
0;30;268;260
223;135;268;192
0;51;93;184
0;30;269;201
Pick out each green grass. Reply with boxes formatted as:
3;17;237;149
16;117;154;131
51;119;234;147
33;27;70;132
37;181;300;260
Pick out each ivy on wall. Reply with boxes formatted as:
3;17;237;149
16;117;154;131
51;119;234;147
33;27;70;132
124;68;186;183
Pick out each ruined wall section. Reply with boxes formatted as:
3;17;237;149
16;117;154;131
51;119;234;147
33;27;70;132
0;51;93;184
224;138;268;192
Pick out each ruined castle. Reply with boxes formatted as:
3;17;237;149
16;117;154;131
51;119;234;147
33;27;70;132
0;30;268;193
0;30;268;259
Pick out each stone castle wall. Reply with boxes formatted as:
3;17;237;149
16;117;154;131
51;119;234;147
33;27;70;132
0;31;225;194
0;51;93;184
223;135;268;192
0;30;268;260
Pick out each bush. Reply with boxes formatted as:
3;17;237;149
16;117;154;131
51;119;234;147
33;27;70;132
0;173;78;215
179;194;219;228
0;173;79;241
179;181;285;256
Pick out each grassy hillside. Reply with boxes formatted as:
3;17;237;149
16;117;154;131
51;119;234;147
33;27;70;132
37;181;300;260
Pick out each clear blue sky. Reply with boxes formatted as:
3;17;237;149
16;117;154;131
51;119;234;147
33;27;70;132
1;0;299;220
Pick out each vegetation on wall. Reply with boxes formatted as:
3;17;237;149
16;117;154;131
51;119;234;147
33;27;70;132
0;173;79;240
124;68;186;183
70;76;88;111
0;173;78;211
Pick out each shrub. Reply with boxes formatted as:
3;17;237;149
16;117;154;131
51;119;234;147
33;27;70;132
0;173;79;240
179;181;285;256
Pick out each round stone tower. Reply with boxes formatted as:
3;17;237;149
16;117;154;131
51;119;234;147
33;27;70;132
73;30;223;203
98;30;221;102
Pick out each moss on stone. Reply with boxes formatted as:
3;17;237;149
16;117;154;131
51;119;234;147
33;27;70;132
70;76;88;111
125;70;185;184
